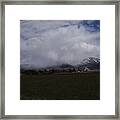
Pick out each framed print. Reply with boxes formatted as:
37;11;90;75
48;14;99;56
0;0;119;119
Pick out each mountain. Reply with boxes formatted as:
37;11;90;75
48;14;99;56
45;64;74;70
77;57;100;70
21;57;100;71
58;64;74;68
81;57;100;64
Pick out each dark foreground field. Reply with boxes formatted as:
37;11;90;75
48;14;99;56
20;72;100;100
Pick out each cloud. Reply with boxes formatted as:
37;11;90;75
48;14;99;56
20;20;100;67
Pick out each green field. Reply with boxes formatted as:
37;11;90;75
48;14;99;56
20;72;100;100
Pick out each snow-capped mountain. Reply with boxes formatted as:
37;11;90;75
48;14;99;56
81;57;100;65
77;57;100;70
21;57;100;71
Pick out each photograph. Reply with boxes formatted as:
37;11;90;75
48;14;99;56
2;1;118;118
20;20;100;100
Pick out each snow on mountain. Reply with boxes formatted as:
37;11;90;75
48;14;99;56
77;57;100;70
81;57;100;65
21;57;100;71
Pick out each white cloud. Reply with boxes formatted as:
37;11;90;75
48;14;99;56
81;42;97;51
20;20;100;67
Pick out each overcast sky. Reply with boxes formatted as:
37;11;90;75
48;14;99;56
20;20;100;67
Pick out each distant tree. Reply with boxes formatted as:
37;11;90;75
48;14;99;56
44;69;47;72
72;68;76;72
51;69;54;73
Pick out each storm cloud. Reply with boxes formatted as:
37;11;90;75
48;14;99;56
20;20;100;67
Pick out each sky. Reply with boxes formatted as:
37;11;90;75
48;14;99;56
20;20;100;68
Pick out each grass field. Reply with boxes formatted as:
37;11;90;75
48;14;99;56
20;72;100;100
